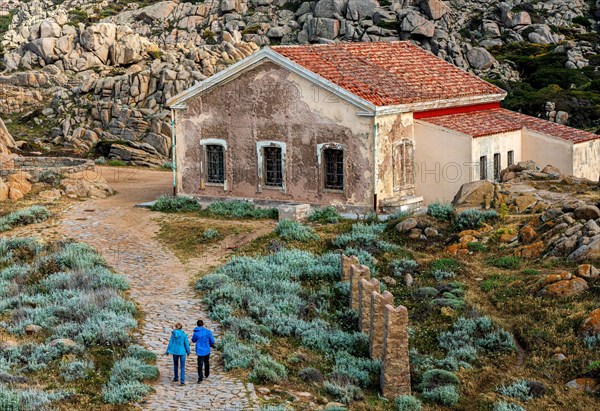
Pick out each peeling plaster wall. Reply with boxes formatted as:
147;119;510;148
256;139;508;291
471;130;522;180
573;139;600;181
375;113;415;202
522;129;573;175
413;121;472;203
175;61;374;208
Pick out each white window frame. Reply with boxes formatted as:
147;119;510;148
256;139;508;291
256;141;286;193
317;142;345;192
200;138;228;190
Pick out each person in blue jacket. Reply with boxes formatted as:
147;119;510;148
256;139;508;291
191;319;215;384
165;322;190;385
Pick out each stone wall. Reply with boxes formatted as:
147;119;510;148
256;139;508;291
346;255;411;397
0;156;94;179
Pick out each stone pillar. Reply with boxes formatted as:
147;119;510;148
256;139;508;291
380;304;411;398
349;264;370;310
358;278;379;333
341;254;360;281
369;290;394;360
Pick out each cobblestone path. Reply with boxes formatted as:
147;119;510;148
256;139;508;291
31;168;263;410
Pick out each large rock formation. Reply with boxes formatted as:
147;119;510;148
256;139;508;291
0;0;597;164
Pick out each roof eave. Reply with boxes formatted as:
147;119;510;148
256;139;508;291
360;92;507;117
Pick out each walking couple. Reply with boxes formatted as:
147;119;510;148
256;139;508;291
165;319;215;385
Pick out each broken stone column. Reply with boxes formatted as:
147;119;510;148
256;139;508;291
341;254;360;281
358;278;379;333
349;264;370;310
380;304;411;398
369;290;394;360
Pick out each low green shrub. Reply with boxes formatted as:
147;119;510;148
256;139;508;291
583;335;600;349
203;228;219;240
432;270;455;282
422;384;460;406
108;357;159;383
488;256;523;269
298;367;324;383
431;258;461;273
60;360;93;381
390;258;418;277
219;333;259;370
249;355;287;384
395;395;422;411
427;202;455;221
419;369;460;390
102;381;153;404
127;345;157;362
161;161;174;170
455;209;498;231
332;352;381;387
38;170;63;186
107;159;126;167
333;223;395;252
493;401;527;411
206;200;277;219
309;206;341;223
0;206;52;232
438;316;516;363
467;242;488;252
323;379;364;404
521;268;540;275
102;355;157;404
275;219;319;242
150;195;200;213
497;379;532;401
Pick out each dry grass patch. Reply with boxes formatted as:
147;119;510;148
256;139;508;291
155;214;256;260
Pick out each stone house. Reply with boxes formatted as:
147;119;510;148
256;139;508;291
167;42;600;210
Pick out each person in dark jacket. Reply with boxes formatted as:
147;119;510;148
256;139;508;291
165;323;191;385
191;319;215;384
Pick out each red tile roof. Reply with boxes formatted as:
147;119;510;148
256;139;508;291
422;108;600;143
270;42;505;107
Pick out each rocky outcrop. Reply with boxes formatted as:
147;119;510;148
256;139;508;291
0;117;16;154
0;0;597;164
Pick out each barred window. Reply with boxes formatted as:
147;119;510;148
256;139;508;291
206;145;224;184
324;148;344;190
264;146;283;187
507;150;514;166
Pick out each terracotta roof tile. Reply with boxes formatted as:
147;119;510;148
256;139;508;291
422;108;600;143
271;42;505;106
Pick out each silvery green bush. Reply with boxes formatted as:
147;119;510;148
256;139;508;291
275;219;319;242
427;202;455;221
0;206;51;233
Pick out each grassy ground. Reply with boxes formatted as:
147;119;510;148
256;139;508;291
154;213;257;260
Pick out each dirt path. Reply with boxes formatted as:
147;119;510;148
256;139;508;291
14;167;264;410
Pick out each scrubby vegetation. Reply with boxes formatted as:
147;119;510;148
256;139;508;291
454;209;499;230
309;206;342;224
0;205;51;232
427;202;455;221
0;237;156;407
177;191;600;409
275;219;319;242
151;195;200;212
205;200;278;219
